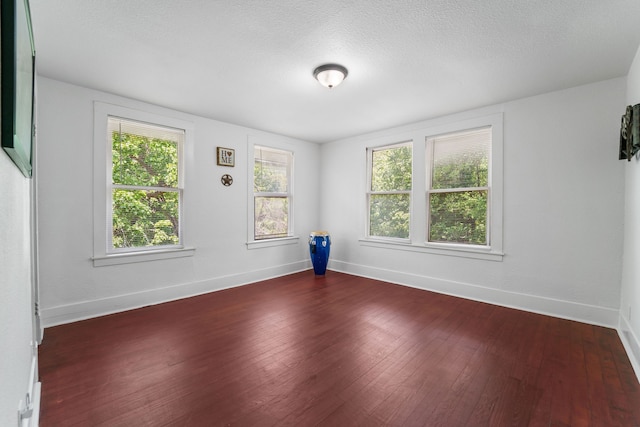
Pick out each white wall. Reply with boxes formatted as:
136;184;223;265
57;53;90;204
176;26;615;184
37;77;320;326
620;44;640;378
0;152;35;425
321;78;626;327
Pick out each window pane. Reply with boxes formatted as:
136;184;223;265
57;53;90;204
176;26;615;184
112;189;180;248
254;147;289;193
369;194;410;238
255;197;288;239
112;132;179;188
371;145;412;192
429;190;487;245
432;128;489;189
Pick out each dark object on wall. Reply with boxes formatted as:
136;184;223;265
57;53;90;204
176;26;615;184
619;104;640;161
221;174;233;186
1;0;35;177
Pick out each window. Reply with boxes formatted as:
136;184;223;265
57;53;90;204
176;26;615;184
93;102;194;266
427;127;491;246
108;117;184;251
253;145;293;240
367;142;412;239
360;113;503;261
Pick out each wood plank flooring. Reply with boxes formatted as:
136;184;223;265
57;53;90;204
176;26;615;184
38;271;640;426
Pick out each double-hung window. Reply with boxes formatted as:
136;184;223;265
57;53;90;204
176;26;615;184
426;127;491;246
253;145;293;240
362;113;502;260
108;117;184;251
367;142;412;239
93;102;194;266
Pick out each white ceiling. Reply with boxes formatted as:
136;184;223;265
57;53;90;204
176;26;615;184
30;0;640;143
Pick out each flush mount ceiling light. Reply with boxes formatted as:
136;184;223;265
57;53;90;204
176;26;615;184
313;64;348;89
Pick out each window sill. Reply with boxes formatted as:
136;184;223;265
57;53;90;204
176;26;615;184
92;247;196;267
246;236;300;250
359;239;503;262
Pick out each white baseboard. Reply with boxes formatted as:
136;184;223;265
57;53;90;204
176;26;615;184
41;260;311;328
42;257;620;330
618;314;640;383
329;260;620;328
40;258;637;384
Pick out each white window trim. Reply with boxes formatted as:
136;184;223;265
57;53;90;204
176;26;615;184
359;238;504;261
92;102;195;267
246;136;299;249
360;113;504;262
366;141;413;242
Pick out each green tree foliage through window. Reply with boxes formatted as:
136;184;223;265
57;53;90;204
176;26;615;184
110;118;183;249
429;191;487;244
428;127;490;245
254;146;292;240
368;144;412;239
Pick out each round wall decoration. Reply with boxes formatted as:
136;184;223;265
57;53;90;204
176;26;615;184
221;174;233;186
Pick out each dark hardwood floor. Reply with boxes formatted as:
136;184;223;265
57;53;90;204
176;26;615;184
39;271;640;426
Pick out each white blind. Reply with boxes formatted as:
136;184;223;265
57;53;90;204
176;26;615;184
254;146;291;193
108;117;184;144
431;126;490;189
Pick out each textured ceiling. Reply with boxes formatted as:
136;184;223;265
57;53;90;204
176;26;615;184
30;0;640;143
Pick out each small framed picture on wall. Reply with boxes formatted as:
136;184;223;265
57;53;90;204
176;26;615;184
217;147;235;167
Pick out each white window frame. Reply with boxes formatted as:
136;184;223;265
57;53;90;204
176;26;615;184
92;102;195;267
366;141;413;242
360;113;503;261
246;137;298;249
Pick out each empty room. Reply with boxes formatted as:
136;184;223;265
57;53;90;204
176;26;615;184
2;0;640;425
